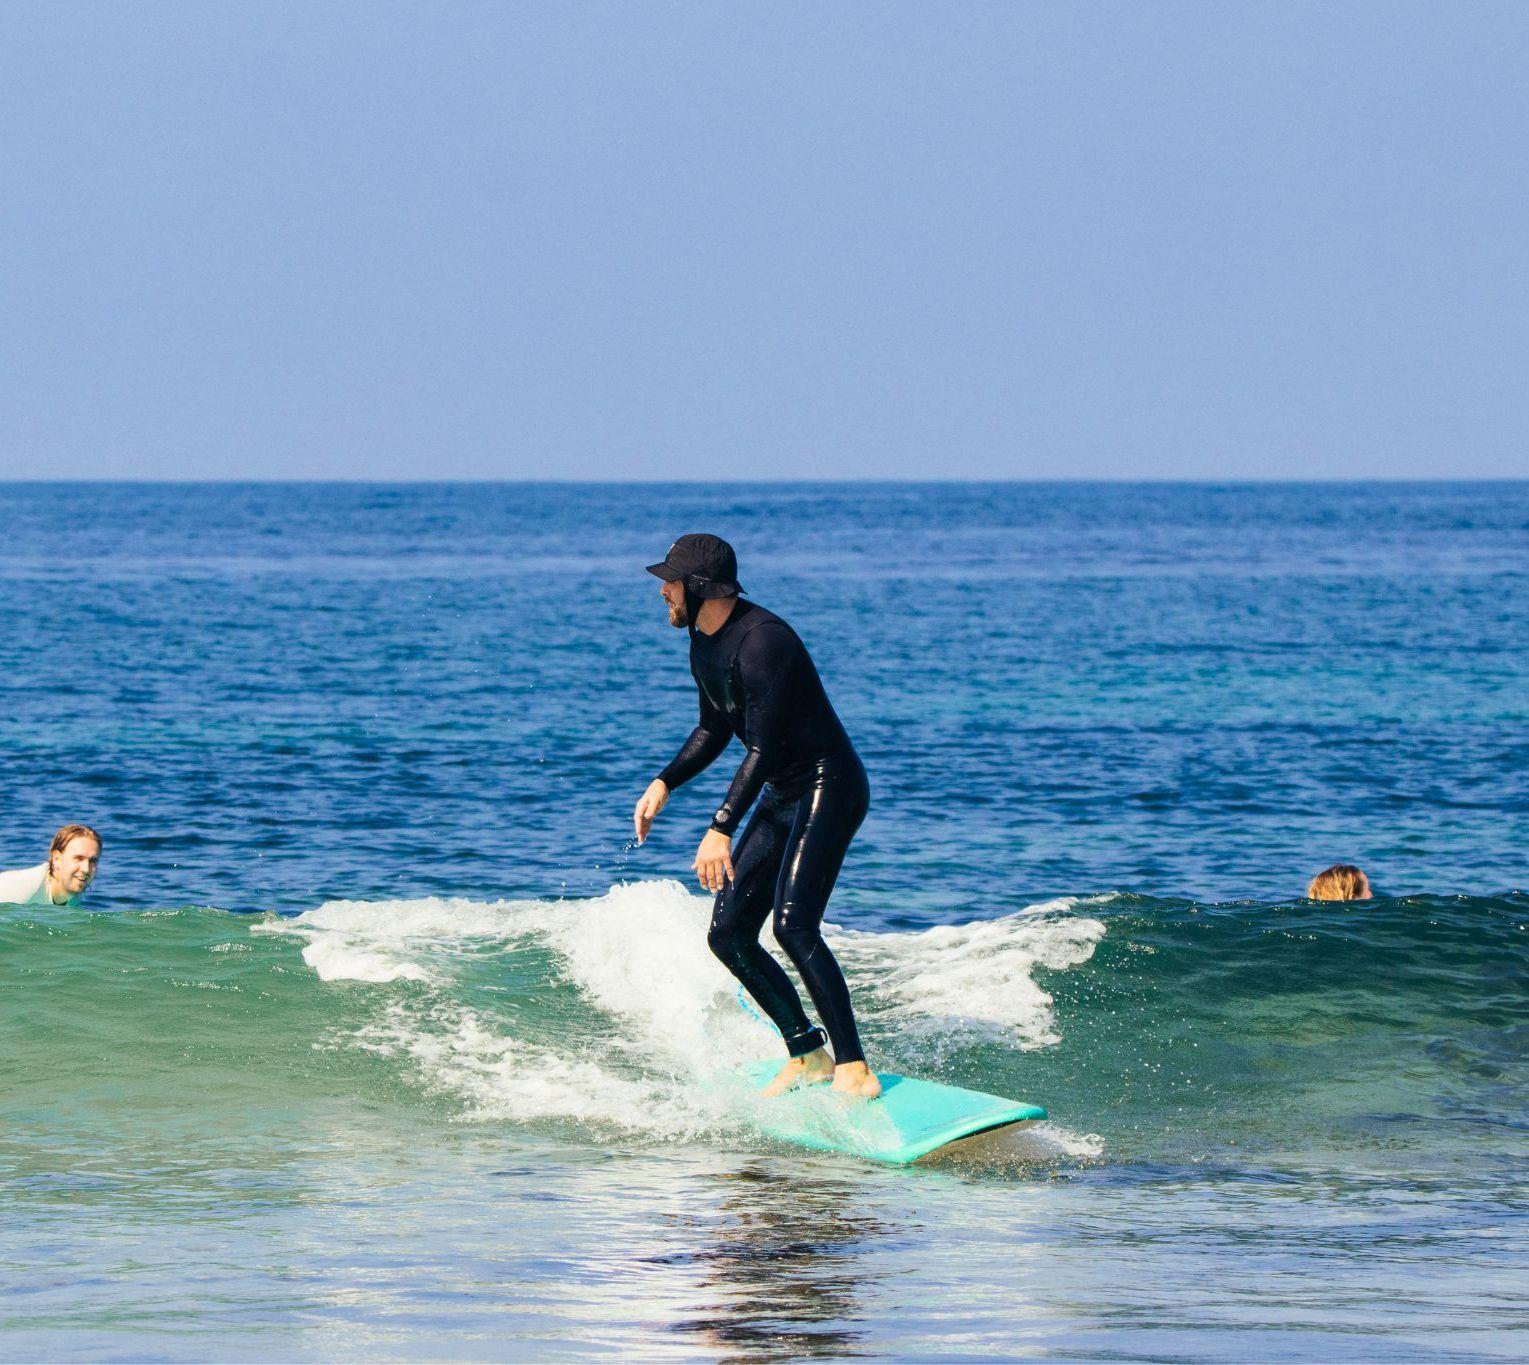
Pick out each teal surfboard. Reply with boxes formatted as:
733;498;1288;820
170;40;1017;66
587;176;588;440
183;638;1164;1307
742;1061;1047;1165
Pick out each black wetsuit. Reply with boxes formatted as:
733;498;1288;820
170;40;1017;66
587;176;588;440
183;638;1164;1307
658;600;869;1064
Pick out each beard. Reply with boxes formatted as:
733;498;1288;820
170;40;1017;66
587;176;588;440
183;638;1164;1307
667;597;691;628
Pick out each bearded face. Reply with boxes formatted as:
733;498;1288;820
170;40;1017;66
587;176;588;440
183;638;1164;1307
661;579;690;628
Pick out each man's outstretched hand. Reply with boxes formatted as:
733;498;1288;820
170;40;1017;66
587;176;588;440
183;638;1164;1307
633;779;670;844
694;829;734;894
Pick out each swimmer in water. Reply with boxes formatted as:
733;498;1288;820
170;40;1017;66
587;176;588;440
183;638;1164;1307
1307;864;1372;901
0;824;102;906
632;534;881;1099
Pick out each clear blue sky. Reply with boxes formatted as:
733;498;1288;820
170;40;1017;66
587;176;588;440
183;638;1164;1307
3;1;1527;481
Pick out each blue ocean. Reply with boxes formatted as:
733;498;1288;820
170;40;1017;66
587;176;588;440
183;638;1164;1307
2;482;1525;1361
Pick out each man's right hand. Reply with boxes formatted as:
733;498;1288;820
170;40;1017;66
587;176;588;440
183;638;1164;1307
633;779;670;844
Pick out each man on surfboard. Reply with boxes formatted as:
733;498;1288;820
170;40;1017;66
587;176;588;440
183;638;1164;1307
633;534;880;1099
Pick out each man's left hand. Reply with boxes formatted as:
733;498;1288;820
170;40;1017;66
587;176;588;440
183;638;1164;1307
693;830;734;894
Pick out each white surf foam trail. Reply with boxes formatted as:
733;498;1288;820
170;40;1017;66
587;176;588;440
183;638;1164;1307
252;896;528;983
838;896;1109;1051
254;880;1106;1158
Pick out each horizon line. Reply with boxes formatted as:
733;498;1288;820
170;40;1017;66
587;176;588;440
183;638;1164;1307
2;475;1525;487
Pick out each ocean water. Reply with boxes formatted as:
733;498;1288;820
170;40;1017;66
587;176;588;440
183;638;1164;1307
0;481;1525;1361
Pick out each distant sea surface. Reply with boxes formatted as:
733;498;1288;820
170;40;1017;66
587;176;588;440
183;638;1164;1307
1;482;1525;1361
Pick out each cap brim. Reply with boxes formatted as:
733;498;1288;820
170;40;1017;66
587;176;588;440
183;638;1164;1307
646;561;683;582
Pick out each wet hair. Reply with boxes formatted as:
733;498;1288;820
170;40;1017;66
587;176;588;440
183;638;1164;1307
49;823;102;871
1307;864;1370;901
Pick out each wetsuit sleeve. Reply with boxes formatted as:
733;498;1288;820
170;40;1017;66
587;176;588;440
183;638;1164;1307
656;670;732;791
709;624;797;836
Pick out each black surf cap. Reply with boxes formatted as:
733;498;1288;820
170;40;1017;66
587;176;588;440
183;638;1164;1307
646;533;745;599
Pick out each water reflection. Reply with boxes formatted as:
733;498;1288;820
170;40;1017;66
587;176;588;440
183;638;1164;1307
651;1161;903;1360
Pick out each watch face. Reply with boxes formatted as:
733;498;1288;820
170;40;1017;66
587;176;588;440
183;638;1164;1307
714;806;732;827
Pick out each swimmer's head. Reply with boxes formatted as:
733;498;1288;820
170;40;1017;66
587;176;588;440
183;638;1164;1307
1307;864;1371;901
49;824;102;896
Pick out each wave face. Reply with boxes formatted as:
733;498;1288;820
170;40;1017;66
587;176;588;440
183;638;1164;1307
6;885;1522;1169
1030;891;1529;1167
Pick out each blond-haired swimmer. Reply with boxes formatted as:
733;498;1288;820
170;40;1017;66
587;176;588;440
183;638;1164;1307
0;824;102;906
1307;863;1372;901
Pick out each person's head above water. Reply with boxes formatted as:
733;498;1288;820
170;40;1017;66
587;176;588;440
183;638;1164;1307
49;824;102;900
646;533;744;630
1307;864;1371;901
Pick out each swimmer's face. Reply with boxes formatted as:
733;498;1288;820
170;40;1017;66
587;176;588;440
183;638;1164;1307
51;836;100;894
660;578;689;628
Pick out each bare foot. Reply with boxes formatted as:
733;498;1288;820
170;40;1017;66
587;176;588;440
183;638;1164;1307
760;1047;834;1096
831;1061;882;1100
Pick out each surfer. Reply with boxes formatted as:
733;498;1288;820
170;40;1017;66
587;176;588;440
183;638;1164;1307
633;534;881;1100
0;824;102;906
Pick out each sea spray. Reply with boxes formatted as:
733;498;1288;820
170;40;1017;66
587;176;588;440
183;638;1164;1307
255;880;1107;1156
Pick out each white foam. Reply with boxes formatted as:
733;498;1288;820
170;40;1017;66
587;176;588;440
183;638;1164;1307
299;939;433;984
349;1000;721;1139
838;899;1107;1050
255;895;535;943
255;881;1108;1157
253;895;538;984
1028;1123;1106;1160
506;880;764;1071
